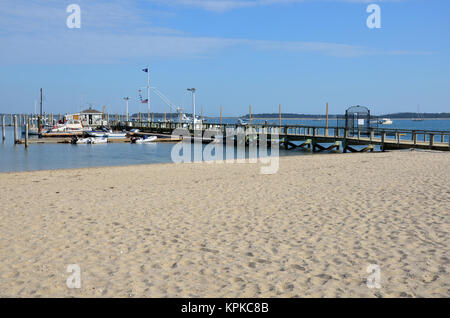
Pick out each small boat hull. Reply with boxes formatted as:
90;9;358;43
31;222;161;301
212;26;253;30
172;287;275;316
73;137;108;144
88;137;108;144
87;131;127;139
135;136;157;144
131;136;157;144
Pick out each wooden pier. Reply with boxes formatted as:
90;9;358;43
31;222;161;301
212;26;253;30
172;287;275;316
2;112;449;152
110;121;450;152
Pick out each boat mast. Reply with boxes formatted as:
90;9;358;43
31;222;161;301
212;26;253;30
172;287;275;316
38;88;43;132
123;97;130;122
187;88;196;124
147;65;150;124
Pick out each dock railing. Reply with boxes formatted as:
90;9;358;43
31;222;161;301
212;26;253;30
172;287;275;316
115;120;450;150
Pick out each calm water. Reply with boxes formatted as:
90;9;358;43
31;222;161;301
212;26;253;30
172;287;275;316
1;119;449;172
0;126;288;172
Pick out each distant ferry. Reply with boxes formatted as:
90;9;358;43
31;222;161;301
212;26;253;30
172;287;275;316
378;118;393;125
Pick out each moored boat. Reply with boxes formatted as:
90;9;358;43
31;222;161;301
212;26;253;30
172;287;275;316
87;128;127;139
131;135;157;144
378;118;393;125
71;136;108;144
88;137;108;144
50;120;84;132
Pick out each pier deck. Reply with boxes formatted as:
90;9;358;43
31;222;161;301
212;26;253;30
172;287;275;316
4;114;449;152
111;122;450;152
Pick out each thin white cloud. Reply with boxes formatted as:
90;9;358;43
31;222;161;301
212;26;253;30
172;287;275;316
1;32;431;64
150;0;395;13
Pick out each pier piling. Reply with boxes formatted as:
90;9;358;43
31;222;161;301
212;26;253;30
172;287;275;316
13;115;18;144
2;115;5;142
25;123;29;148
279;104;282;132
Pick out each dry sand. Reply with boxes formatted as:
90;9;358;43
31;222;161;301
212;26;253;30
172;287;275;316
0;151;449;297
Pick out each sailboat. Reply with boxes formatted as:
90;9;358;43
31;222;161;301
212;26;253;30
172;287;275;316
413;105;424;121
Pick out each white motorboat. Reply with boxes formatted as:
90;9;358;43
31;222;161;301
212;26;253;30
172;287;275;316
377;118;393;125
87;128;127;139
237;118;249;125
131;136;157;144
72;137;108;144
50;120;84;132
75;138;90;144
88;137;108;144
105;132;127;139
87;131;107;137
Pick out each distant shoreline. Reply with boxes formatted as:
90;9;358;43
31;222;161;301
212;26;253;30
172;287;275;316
205;117;450;121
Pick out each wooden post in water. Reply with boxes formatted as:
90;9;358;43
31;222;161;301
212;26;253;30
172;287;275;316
249;105;252;128
2;115;5;142
25;123;29;148
220;107;223;127
279;104;282;134
13;115;18;144
325;102;329;136
179;109;182;126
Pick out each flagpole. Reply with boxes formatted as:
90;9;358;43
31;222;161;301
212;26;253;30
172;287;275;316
147;65;150;125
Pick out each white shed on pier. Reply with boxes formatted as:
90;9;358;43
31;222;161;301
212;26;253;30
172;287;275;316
65;107;106;127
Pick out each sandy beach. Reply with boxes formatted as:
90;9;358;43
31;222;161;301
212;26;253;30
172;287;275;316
0;150;448;298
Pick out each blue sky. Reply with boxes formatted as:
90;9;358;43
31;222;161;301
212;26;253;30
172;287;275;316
0;0;449;116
